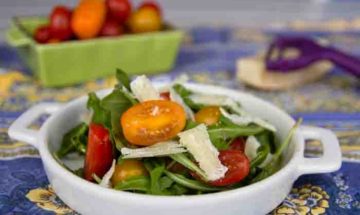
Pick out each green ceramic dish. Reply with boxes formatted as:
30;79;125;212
6;17;183;87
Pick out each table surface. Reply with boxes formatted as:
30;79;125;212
0;26;360;215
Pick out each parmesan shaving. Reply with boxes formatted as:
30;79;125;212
130;75;160;102
169;88;195;120
244;136;261;161
99;160;116;188
178;124;228;181
121;141;186;159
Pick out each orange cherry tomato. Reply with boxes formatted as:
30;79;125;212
194;106;221;126
128;7;161;33
71;0;107;39
111;160;148;185
121;100;186;146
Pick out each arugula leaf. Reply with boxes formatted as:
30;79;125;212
114;175;150;192
56;123;88;158
169;153;207;180
101;88;133;149
185;120;199;130
173;84;192;97
87;92;111;128
159;176;174;191
251;119;302;183
208;124;264;150
164;170;223;192
144;160;166;195
250;132;271;168
172;84;203;110
101;89;133;112
115;68;131;91
208;124;264;139
168;183;188;195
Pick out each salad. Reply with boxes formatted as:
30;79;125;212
56;69;300;195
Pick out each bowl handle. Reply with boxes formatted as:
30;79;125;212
8;103;63;149
296;125;342;175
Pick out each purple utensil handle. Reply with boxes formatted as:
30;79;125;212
266;37;360;78
324;47;360;77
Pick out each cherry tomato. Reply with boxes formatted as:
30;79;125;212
99;19;124;37
229;137;246;152
160;92;170;100
138;1;162;17
121;100;186;146
71;0;107;39
128;7;161;33
84;123;114;181
111;160;148;185
34;25;51;43
194;106;221;126
49;5;73;41
106;0;132;24
209;150;250;186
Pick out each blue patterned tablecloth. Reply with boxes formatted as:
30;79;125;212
0;26;360;215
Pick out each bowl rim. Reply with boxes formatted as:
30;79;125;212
38;82;303;205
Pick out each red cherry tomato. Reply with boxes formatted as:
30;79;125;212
209;150;250;186
229;137;246;152
49;5;73;41
138;1;162;17
84;123;114;181
106;0;132;24
99;19;124;37
34;25;51;43
160;92;170;100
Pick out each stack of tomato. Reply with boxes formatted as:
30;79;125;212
34;0;163;44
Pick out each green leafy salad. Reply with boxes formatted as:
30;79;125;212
55;70;300;195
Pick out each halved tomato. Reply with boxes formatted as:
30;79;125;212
121;100;186;146
209;150;250;186
194;106;221;126
229;137;246;152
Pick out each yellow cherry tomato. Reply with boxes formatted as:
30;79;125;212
128;7;162;33
121;100;186;146
111;160;148;185
194;106;221;126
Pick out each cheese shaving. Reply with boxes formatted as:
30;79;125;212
178;124;228;181
99;160;116;188
169;88;195;120
220;108;276;132
130;75;160;102
244;136;261;161
121;141;186;159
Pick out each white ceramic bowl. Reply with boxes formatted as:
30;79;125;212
8;83;341;215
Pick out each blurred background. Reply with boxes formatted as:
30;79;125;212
1;0;360;39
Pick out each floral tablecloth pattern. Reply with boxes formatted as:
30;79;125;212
0;26;359;215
